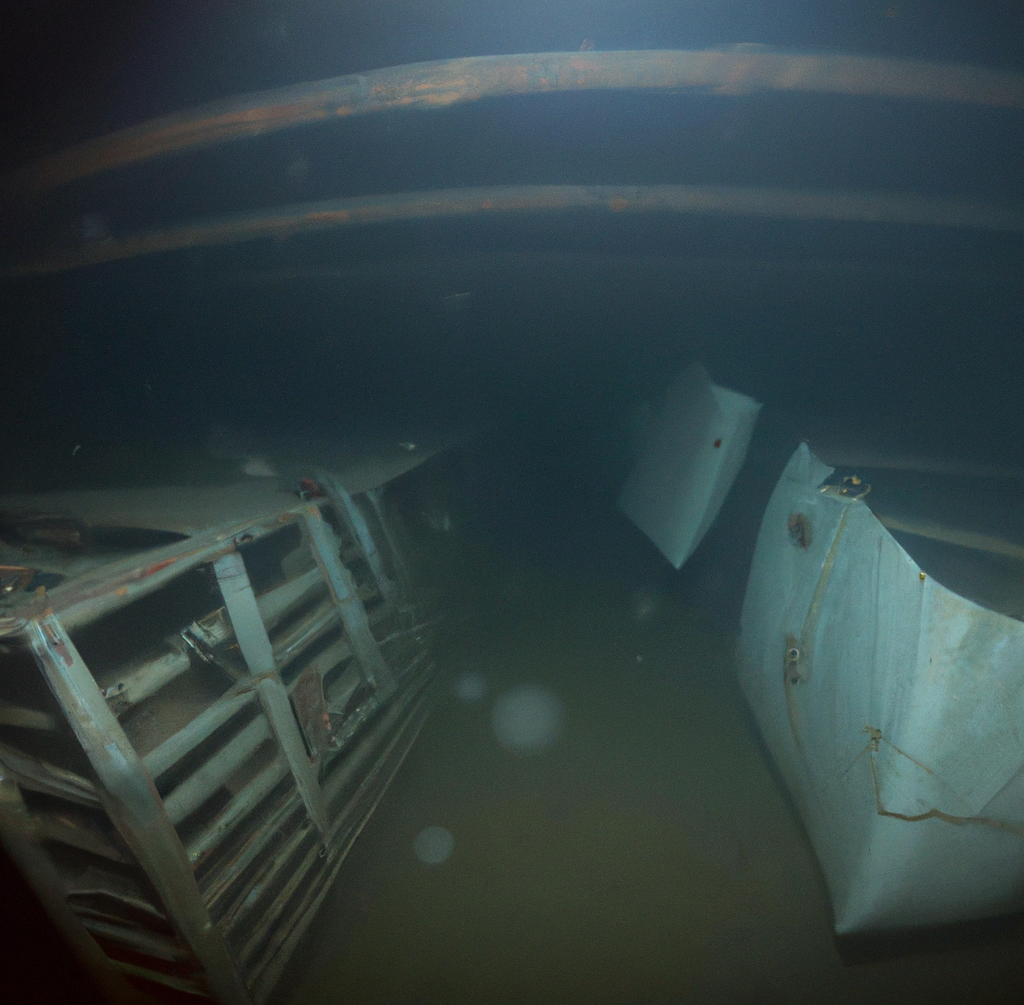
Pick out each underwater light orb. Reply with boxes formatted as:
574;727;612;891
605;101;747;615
630;587;661;622
454;672;487;702
491;684;564;755
414;825;455;865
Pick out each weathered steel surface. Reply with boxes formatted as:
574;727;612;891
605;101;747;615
6;48;1024;196
27;610;254;1005
0;472;437;1004
9;182;1024;277
301;507;394;695
213;552;329;839
290;665;333;763
319;473;395;605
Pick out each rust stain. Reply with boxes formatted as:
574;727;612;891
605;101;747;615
421;91;465;107
609;196;629;213
292;666;332;760
305;209;351;225
144;557;179;577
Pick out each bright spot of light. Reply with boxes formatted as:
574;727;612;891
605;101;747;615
491;684;564;755
454;672;487;702
414;826;454;865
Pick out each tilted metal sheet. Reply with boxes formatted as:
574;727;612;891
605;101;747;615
619;362;761;569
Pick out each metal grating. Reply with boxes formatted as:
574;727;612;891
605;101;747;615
0;480;437;1003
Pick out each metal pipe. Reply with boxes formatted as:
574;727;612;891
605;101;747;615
9;182;1024;278
6;48;1024;196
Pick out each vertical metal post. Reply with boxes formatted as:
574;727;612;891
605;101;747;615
27;611;254;1005
301;508;395;696
318;473;395;604
214;553;328;838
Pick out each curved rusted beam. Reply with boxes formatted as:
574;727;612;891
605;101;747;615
6;48;1024;197
7;183;1023;277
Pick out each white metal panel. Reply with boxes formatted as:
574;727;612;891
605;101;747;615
739;443;1024;933
618;362;761;568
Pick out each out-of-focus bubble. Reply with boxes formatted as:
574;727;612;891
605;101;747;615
80;211;110;245
491;684;564;755
630;587;661;622
454;672;487;702
414;825;454;865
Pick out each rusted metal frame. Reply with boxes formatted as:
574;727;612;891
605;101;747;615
215;553;277;674
276;593;393;691
201;790;304;915
322;668;433;816
185;758;290;867
322;660;361;716
249;675;436;1003
255;674;328;834
285;636;352;698
103;568;327;717
318;475;396;605
225;821;317;945
25;610;254;1005
13;182;1024;278
0;774;150;1005
162;715;272;826
235;838;321;972
45;503;323;633
301;507;395;696
323;694;380;755
213;552;329;840
316;620;419;750
258;566;324;629
100;649;192;711
142;685;259;782
0;738;100;806
327;675;435;845
271;594;341;669
8;49;1024;197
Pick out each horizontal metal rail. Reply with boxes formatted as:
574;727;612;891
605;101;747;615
9;182;1024;277
142;687;257;782
109;958;209;997
205;795;305;924
163;717;272;825
79;917;192;962
0;740;100;807
6;48;1024;196
235;838;321;973
185;759;290;867
34;809;133;863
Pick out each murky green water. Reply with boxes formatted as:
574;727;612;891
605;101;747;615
277;538;1024;1005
